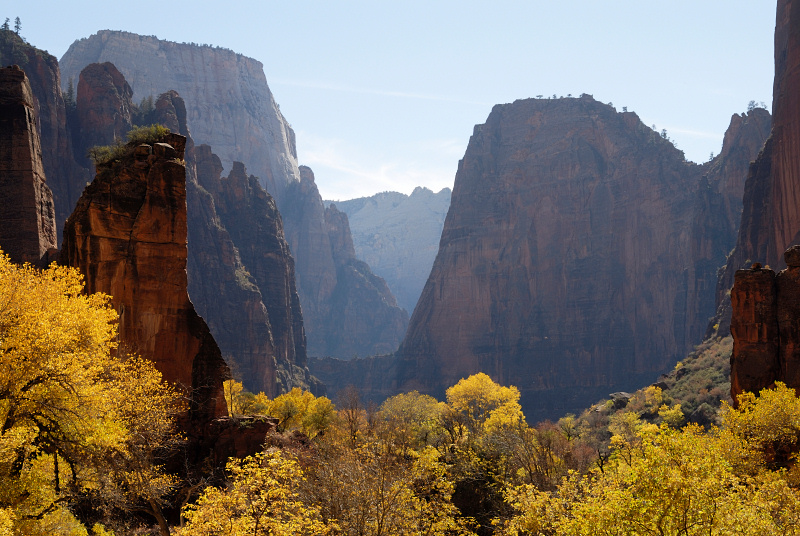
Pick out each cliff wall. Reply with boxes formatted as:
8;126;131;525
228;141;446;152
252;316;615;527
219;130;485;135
0;30;88;244
396;96;768;421
60;31;408;359
719;0;800;297
0;65;56;265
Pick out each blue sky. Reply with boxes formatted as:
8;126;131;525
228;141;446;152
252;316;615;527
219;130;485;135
11;1;776;200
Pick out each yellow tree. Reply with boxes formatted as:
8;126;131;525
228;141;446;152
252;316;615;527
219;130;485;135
177;450;332;536
0;253;182;535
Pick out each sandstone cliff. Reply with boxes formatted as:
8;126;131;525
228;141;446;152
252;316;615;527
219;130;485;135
393;96;768;421
328;187;452;314
282;166;408;357
0;65;56;265
60;30;298;204
60;31;408;360
74;61;133;166
0;30;88;244
191;146;317;395
718;0;800;307
60;133;229;421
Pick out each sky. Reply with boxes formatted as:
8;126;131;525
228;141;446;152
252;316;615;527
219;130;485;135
10;1;777;201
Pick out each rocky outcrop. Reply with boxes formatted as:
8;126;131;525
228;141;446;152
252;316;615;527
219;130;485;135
191;146;316;395
74;62;133;165
60;30;298;204
328;187;452;314
60;32;409;361
394;95;769;421
0;65;57;265
719;0;800;299
730;246;800;403
283;166;408;358
0;30;88;245
60;133;229;421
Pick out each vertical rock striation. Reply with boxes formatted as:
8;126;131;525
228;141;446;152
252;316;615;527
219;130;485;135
0;30;88;245
719;0;800;294
730;246;800;403
61;133;229;421
0;65;56;265
191;147;316;395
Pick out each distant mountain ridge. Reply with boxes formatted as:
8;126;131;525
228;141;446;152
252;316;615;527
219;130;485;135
326;186;451;314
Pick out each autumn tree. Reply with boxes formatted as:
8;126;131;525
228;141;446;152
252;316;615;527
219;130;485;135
177;450;332;535
0;253;182;535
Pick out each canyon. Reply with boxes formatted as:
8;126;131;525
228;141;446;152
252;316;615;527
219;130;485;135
329;187;452;314
310;97;770;421
59;32;408;360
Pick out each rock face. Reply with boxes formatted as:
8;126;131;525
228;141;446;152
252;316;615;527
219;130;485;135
191;146;315;395
74;62;133;165
60;133;229;421
730;247;800;403
0;30;88;245
283;166;409;357
60;31;298;204
0;65;57;265
719;0;800;294
328;187;452;314
60;31;408;360
394;96;769;421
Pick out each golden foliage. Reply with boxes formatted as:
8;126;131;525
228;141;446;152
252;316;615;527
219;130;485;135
0;253;181;534
177;450;332;536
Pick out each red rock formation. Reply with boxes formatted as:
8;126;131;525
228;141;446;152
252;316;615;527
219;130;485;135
394;95;767;421
74;62;133;164
191;147;318;395
720;0;800;290
730;265;779;401
730;246;800;404
60;133;229;421
0;30;88;245
778;247;800;387
0;65;57;265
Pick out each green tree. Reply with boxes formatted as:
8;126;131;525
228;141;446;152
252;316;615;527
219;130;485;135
1;19;8;32
12;17;19;35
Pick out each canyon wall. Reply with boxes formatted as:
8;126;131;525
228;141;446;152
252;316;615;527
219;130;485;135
282;166;408;357
0;65;56;265
392;96;768;421
329;187;452;314
718;0;800;306
0;30;88;244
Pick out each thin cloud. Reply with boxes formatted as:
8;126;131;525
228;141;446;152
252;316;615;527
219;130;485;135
272;78;491;107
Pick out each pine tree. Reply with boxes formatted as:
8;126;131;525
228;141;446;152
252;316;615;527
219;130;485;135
1;18;9;31
13;16;19;34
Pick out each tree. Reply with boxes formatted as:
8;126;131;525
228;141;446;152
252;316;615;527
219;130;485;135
0;252;182;535
13;17;19;35
1;19;8;31
177;450;332;535
445;373;523;435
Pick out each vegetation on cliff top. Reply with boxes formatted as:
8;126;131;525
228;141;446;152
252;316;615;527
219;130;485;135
87;124;171;167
